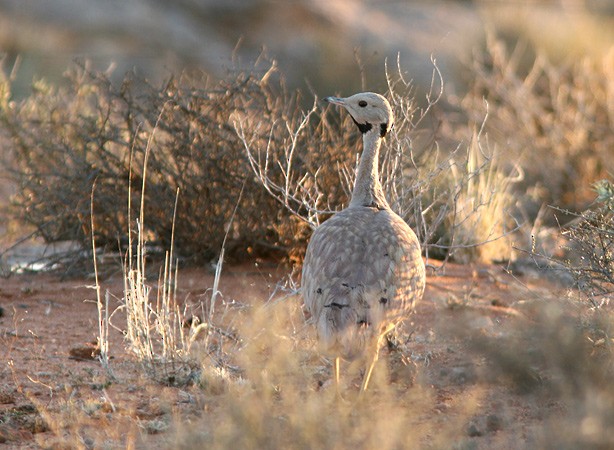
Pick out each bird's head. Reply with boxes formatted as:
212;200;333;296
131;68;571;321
324;92;394;138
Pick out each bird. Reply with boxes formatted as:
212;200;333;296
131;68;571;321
301;92;426;393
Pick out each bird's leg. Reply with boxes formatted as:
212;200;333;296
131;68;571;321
359;346;380;393
360;323;396;393
335;356;341;395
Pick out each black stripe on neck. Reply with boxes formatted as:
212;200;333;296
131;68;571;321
351;116;373;134
380;123;389;138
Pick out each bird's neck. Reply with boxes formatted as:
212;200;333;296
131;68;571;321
349;129;389;209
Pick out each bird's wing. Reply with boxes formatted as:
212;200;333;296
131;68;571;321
302;207;424;326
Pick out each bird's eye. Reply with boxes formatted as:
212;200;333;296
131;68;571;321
358;100;368;107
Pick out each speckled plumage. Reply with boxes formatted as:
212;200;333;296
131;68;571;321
301;93;425;389
302;206;425;359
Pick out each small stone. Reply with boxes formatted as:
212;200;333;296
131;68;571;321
69;342;101;360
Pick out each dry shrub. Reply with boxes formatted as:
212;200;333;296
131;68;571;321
239;58;520;263
1;55;522;267
559;179;614;307
0;59;303;267
455;33;614;212
520;178;614;306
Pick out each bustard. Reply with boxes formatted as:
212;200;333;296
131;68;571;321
302;92;426;392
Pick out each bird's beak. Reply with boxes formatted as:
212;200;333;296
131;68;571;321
324;96;346;106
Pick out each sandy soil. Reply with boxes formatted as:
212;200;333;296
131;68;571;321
0;258;583;449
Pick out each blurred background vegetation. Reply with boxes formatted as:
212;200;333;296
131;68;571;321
0;0;611;97
0;0;612;271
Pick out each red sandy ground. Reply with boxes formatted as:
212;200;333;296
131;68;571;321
0;259;578;449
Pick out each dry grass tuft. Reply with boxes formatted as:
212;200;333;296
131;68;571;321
446;130;520;263
171;296;448;450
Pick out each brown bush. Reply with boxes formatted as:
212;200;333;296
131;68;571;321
0;53;525;270
0;60;318;266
